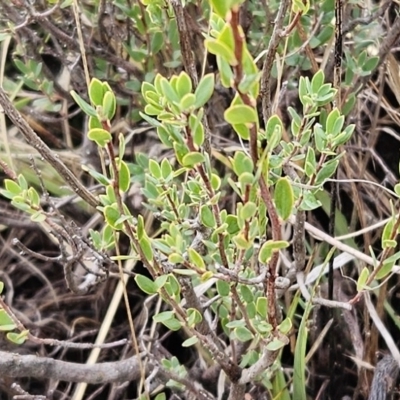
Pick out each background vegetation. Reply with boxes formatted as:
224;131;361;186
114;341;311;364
0;0;400;399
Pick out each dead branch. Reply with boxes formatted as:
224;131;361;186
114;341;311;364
0;351;142;384
368;354;399;400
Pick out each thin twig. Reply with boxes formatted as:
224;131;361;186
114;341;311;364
296;272;352;310
260;0;290;123
0;295;127;349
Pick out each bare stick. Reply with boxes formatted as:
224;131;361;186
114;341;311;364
0;350;143;384
368;354;399;400
260;0;290;123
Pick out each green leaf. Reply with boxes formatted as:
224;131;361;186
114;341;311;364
89;116;102;130
272;365;291;400
135;274;158;295
217;280;230;296
180;93;196;111
209;0;232;18
118;160;131;192
315;160;339;185
293;298;309;399
246;302;256;319
176;71;192;98
70;90;97;117
240;285;253;303
160;158;172;180
169;252;184;264
144;104;162;116
217;55;234;87
265;115;283;149
205;39;237;65
167;274;181;296
376;259;395;280
357;267;370;292
238;72;261;94
151;31;164;54
7;330;28;345
0;281;3;295
154;393;167;400
0;310;16;331
30;211;46;222
160;77;180;104
148;159;162;179
87;128;112;147
298;76;309;107
153;311;175;323
187;308;202;327
233;233;251;249
293;0;310;13
300;191;321;211
311;70;325;93
141;80;156;94
89;78;104;106
102;90;116;120
225;105;258;125
218;23;235;55
234;326;253;342
4;179;21;195
182;336;199;347
226;319;245;329
137;214;146;240
305;147;316;177
194;73;215;108
232;123;250;140
382;218;395;249
82;165;110;185
266;338;287;351
182;152;205;167
188;248;205;270
326;108;340;135
28;187;40;207
274;178;294;220
259;240;289;263
103;204;123;230
362;56;379;73
278;318;292;334
161;316;182;331
395;184;400;198
139;236;153;262
232;152;254;176
17;175;28;190
155;275;169;290
189;113;205;148
332;124;355;147
256;297;268;319
200;205;216;228
0;190;15;200
240;201;257;220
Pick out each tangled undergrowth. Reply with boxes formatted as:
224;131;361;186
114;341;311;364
0;1;400;399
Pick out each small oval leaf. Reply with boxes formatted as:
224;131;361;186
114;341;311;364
274;178;294;220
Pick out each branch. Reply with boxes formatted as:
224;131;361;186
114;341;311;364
368;354;400;400
0;351;143;384
239;347;279;384
168;0;198;86
260;0;290;123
